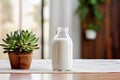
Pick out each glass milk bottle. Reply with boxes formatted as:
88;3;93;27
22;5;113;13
52;27;73;71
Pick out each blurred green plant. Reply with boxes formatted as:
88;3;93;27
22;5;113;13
76;0;105;32
87;24;99;32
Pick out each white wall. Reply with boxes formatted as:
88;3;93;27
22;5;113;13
50;0;81;59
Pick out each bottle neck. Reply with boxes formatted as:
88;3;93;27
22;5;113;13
56;27;69;38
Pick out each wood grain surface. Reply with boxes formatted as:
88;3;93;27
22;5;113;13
82;0;120;59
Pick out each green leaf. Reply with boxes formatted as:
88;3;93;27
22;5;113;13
87;24;99;32
79;0;86;4
98;0;106;4
87;0;98;5
6;34;10;38
94;8;103;22
33;47;39;49
77;6;89;22
0;44;7;47
3;51;8;53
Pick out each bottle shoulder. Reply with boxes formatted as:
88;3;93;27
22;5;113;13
52;37;72;44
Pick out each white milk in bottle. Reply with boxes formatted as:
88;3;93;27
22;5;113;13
52;27;73;71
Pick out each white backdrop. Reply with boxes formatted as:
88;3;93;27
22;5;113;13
50;0;81;59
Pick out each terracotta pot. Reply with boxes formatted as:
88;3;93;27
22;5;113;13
8;52;32;69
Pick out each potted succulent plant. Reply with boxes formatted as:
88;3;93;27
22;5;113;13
0;30;39;69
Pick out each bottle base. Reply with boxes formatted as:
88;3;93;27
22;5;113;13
53;69;71;71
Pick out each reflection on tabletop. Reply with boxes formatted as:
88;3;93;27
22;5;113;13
0;73;120;80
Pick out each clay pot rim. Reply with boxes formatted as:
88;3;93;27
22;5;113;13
8;52;32;55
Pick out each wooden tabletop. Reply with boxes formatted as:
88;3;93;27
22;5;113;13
0;59;120;80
